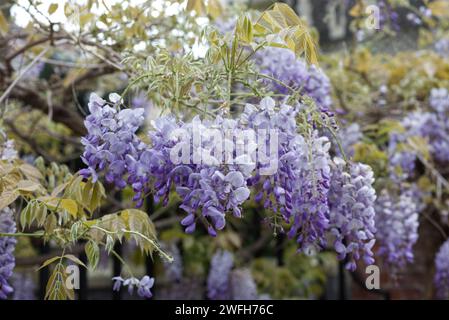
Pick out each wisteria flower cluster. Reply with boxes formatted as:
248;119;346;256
80;93;149;207
0;135;18;300
81;93;378;270
112;275;155;299
206;250;264;300
328;158;377;271
207;250;234;300
375;189;419;269
337;123;363;157
434;239;449;299
0;208;17;300
254;47;333;113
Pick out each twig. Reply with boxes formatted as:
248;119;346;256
0;47;50;106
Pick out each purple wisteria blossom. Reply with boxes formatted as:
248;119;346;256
80;93;149;207
230;268;258;300
161;242;183;282
11;272;36;300
254;47;333;113
0;208;17;300
434;239;449;299
328;158;377;271
375;189;419;269
207;250;234;300
148;114;253;235
338;123;363;157
112;275;154;299
435;38;449;57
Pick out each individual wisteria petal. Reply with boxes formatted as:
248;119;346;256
375;189;419;269
434;239;449;299
328;158;377;271
207;250;234;300
0;207;17;300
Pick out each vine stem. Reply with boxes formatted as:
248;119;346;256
0;231;44;237
0;47;50;106
122;229;173;263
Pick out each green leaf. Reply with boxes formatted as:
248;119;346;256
207;0;222;19
121;209;157;254
85;241;100;270
255;3;318;65
19;164;43;182
38;256;61;271
0;190;19;211
16;180;41;192
186;0;205;15
48;3;59;15
64;254;87;269
60;199;78;218
45;263;74;300
44;214;57;233
0;11;9;35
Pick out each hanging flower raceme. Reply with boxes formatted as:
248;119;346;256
0;135;18;300
80;93;149;207
80;93;378;270
435;239;449;299
148;115;253;236
337;123;363;157
328;158;377;271
0;208;17;300
207;250;234;300
287;133;332;253
254;47;333;114
11;272;36;300
375;189;419;269
229;268;259;300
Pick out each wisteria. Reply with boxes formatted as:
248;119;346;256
80;93;149;207
389;89;449;165
79;94;380;270
112;275;155;299
337;123;363;157
161;242;183;282
375;189;419;269
435;38;449;57
0;208;17;300
254;47;333;112
434;239;449;299
328;158;377;271
11;272;36;300
0;138;18;161
229;268;258;300
207;250;234;300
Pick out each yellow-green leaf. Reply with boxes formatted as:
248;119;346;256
0;11;9;35
48;3;59;15
17;180;41;192
64;254;87;268
0;190;18;211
